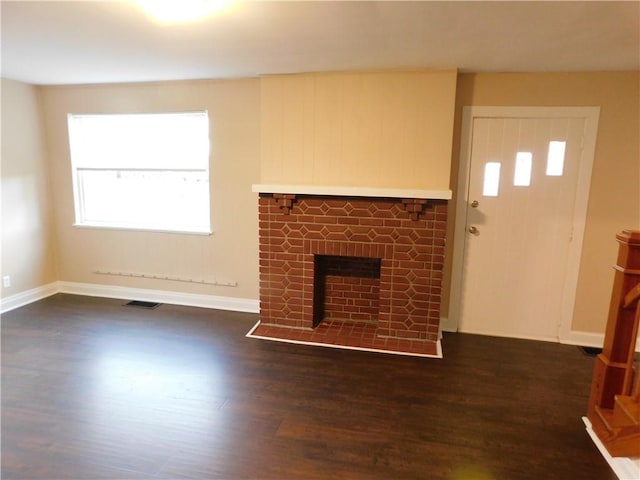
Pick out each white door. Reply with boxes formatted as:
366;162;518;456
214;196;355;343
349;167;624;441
450;107;600;341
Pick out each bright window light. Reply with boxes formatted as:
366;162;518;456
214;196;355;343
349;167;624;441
514;152;533;186
67;112;211;234
483;162;501;197
546;141;566;176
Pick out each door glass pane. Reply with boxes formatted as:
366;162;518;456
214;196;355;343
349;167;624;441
546;141;566;176
483;162;501;197
514;152;533;186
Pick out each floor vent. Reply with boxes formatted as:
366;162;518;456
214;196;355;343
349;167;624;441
125;300;161;309
578;346;602;357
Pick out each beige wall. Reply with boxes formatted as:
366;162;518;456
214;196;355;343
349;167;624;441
260;70;457;190
5;71;638;337
39;79;261;300
1;79;58;296
445;72;640;334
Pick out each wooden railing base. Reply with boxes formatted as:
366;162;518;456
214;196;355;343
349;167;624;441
586;230;640;458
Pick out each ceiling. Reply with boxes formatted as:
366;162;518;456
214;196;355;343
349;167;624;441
2;1;639;86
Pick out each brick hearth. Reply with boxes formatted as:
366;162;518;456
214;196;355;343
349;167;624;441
255;194;447;354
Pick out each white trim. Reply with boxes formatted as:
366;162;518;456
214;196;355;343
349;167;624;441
73;223;213;236
582;417;640;480
459;327;640;352
561;330;605;349
449;106;600;339
562;329;640;352
252;184;452;200
0;282;59;314
246;321;443;359
444;326;640;353
456;327;559;344
1;281;258;315
558;107;600;343
58;281;259;313
445;105;475;333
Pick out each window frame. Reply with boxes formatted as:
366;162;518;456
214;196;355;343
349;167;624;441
67;111;212;235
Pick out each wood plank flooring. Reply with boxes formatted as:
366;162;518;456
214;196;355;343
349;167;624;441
1;293;615;479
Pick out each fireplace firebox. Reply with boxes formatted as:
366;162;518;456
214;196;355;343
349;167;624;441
313;255;382;328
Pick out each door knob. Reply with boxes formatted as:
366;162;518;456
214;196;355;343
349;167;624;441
471;200;479;208
468;226;479;235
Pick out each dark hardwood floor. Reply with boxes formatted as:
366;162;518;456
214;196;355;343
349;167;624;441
1;294;615;479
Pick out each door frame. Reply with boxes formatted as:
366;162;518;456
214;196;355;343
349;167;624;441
446;106;600;342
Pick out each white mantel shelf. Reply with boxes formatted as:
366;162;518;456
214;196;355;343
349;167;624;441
251;184;452;200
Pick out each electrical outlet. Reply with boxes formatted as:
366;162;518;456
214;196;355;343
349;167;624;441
3;276;11;288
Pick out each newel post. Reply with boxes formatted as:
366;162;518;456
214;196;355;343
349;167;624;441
587;229;640;457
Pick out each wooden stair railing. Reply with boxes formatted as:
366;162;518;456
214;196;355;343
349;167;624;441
587;229;640;457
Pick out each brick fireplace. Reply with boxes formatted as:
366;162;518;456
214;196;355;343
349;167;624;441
252;191;448;356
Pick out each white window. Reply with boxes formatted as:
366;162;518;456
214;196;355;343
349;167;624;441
482;162;501;197
513;152;533;186
546;140;566;176
67;112;211;234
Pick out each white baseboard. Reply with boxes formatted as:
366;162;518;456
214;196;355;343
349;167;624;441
562;329;640;353
457;326;560;344
0;282;59;314
1;281;259;315
58;281;259;313
444;323;640;353
4;285;638;352
560;330;605;349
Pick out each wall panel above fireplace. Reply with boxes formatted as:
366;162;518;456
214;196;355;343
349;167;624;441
260;70;457;191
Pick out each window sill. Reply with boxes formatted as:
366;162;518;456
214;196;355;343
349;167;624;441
72;223;213;236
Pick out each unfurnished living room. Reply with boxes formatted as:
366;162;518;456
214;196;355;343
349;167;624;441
1;1;639;479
